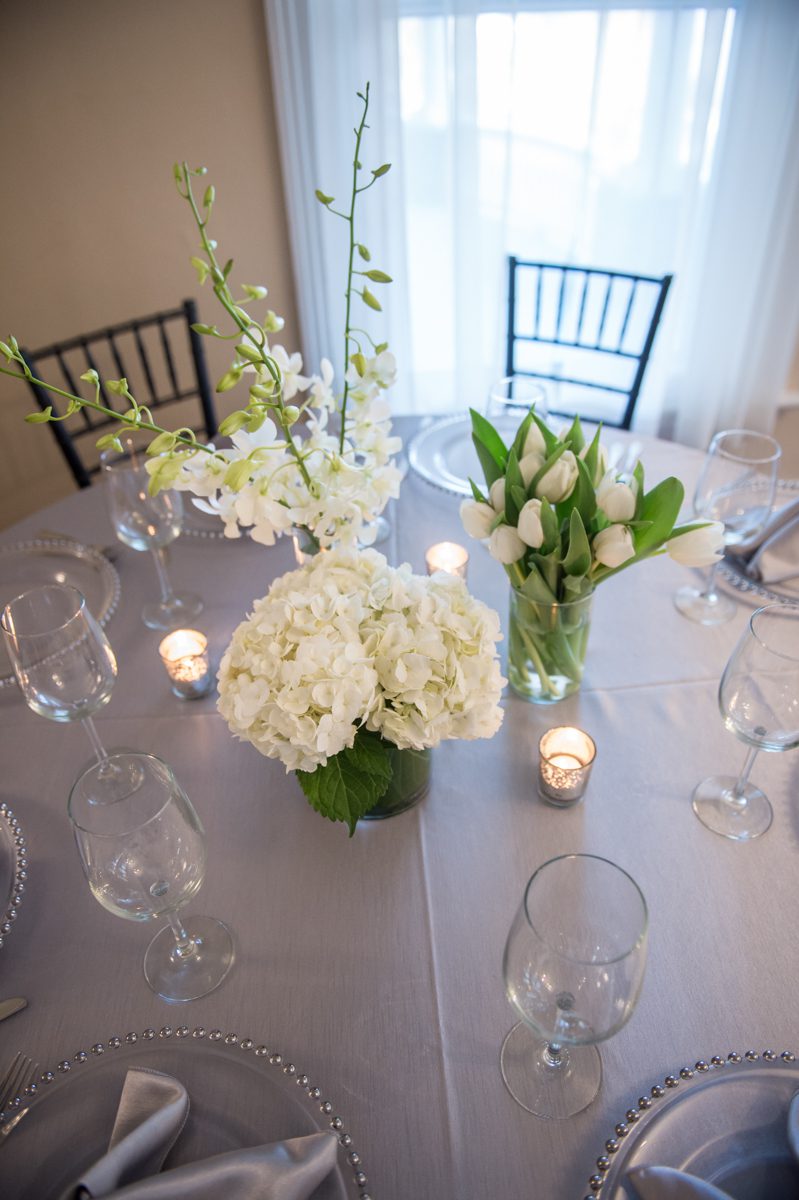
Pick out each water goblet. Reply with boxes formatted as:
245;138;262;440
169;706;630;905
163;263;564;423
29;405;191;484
1;583;138;798
501;854;648;1119
692;604;799;841
674;429;781;625
69;751;235;1002
486;375;549;428
102;433;202;630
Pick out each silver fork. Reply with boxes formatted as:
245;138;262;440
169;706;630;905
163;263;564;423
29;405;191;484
0;1052;39;1141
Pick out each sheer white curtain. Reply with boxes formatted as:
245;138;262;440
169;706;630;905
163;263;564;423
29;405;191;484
265;0;799;446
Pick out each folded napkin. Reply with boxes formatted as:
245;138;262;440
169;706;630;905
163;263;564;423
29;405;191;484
59;1067;338;1200
627;1091;799;1200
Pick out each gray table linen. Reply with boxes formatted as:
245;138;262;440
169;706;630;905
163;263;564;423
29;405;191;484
3;424;799;1199
59;1067;337;1200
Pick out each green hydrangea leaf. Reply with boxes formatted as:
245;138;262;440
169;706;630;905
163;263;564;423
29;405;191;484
296;731;393;836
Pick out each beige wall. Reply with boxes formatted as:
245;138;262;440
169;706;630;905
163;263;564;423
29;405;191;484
0;0;297;527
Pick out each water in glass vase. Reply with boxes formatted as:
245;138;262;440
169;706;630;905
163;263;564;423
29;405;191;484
507;589;594;704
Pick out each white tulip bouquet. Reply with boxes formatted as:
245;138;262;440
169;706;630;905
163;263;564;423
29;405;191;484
217;548;505;832
460;406;723;701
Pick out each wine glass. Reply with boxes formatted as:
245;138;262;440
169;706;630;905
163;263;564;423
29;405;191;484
501;854;648;1119
101;433;202;631
486;376;549;428
674;429;781;625
69;751;235;1002
1;583;138;798
692;604;799;841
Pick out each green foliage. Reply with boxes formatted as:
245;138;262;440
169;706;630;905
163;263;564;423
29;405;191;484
296;729;393;835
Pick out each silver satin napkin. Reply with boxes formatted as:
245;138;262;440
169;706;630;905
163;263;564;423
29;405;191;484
58;1067;339;1200
627;1091;799;1200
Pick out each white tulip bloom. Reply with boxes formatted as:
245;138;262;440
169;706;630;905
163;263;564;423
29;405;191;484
460;499;496;540
579;442;608;485
517;499;545;548
519;451;544;487
536;450;578;503
490;477;506;512
488;524;527;564
596;470;637;523
593;524;636;568
523;421;547;458
666;522;725;567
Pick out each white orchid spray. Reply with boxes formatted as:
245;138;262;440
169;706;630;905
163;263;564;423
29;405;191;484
0;85;402;550
218;548;505;832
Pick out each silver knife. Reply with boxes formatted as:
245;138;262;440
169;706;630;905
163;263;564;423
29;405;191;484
0;997;27;1022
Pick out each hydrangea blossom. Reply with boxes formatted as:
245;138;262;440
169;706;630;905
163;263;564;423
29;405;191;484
217;548;506;773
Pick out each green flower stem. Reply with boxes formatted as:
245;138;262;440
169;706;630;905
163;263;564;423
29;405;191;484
0;364;216;457
179;164;315;493
338;84;371;454
509;606;555;695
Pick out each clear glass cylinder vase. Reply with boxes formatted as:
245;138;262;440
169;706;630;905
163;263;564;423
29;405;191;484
362;743;432;820
507;588;594;704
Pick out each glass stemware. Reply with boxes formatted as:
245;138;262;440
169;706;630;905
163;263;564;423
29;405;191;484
486;375;549;427
501;854;648;1119
1;583;138;798
102;433;202;631
69;751;235;1002
692;604;799;841
674;429;781;626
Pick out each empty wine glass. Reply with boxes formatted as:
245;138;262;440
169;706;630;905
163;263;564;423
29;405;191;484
1;583;138;798
69;751;235;1002
692;604;799;841
487;375;549;428
501;854;648;1119
102;433;202;630
674;429;781;625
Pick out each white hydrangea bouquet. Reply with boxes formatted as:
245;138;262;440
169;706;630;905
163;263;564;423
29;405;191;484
218;548;505;832
1;85;402;551
460;406;723;703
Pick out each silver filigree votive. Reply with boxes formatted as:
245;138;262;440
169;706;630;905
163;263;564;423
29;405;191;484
538;726;596;806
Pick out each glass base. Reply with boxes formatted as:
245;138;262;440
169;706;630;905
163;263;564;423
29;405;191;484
359;516;391;548
78;753;146;804
509;674;577;704
500;1022;602;1119
144;915;235;1002
142;593;203;631
692;775;773;840
674;584;736;626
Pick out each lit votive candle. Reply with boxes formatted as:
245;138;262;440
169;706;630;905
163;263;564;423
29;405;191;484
158;629;214;700
538;726;596;807
425;541;469;579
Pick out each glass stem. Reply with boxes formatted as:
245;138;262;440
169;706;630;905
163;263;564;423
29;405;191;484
730;744;760;804
151;547;176;604
81;715;109;767
700;559;721;601
543;1041;566;1068
166;911;197;960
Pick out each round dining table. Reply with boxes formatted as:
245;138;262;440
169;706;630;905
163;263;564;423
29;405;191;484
0;422;797;1200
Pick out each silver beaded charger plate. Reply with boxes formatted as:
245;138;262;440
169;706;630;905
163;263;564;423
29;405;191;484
585;1050;799;1199
1;1026;369;1200
0;539;121;687
0;802;26;953
408;413;521;496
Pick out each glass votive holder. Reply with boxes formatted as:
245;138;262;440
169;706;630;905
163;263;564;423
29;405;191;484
158;629;214;700
538;726;596;807
425;541;469;580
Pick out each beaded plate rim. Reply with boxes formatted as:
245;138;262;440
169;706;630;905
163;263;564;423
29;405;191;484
0;538;122;688
0;802;27;950
582;1047;797;1198
0;1024;372;1200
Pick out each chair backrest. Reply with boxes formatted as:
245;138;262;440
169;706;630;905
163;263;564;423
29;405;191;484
505;258;672;430
21;298;216;488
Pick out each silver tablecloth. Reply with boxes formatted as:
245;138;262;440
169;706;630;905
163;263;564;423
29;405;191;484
1;427;797;1199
